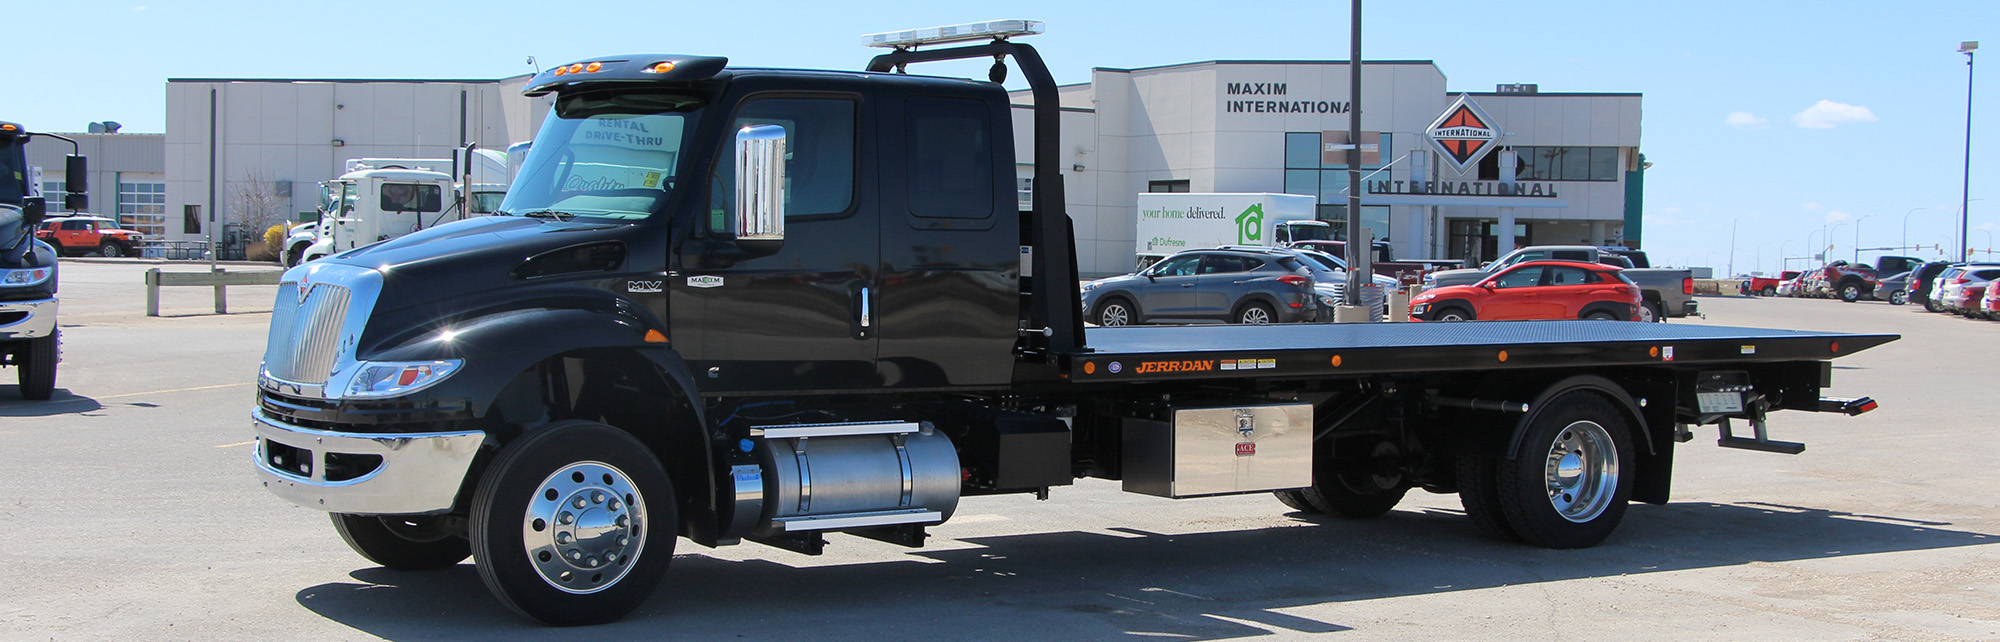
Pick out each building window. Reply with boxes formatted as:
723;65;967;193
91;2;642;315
1017;177;1033;211
38;181;69;211
1148;180;1189;193
119;181;168;237
1481;147;1621;182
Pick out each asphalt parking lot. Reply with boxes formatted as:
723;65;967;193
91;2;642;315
2;261;1996;641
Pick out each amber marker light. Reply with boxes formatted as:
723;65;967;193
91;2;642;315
1649;346;1660;358
1497;350;1509;363
585;62;603;73
641;61;677;74
552;66;569;76
644;329;668;343
1083;361;1096;374
1329;355;1343;367
567;63;585;74
0;123;16;131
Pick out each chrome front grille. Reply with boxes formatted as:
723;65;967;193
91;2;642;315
264;282;353;385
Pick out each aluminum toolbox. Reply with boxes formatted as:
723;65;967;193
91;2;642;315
1121;402;1312;498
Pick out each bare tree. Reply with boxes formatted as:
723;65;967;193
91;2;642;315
228;169;291;260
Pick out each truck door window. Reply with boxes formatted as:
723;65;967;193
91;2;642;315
379;183;443;213
709;97;856;229
907;96;993;220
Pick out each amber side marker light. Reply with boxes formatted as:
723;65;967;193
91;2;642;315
642;61;677;74
643;329;668;343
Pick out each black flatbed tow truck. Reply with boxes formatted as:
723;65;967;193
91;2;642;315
247;22;1895;625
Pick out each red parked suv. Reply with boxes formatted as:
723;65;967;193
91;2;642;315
35;215;145;257
1409;260;1642;321
1806;261;1878;302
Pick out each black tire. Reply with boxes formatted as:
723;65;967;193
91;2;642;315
285;244;306;267
1456;454;1518;542
1434;306;1474;322
1888;290;1907;306
330;513;470;570
1235;301;1275;325
1760;286;1776;296
1494;392;1635;549
470;420;676;626
1272;489;1314;512
97;241;124;258
1585;311;1619;321
16;332;57;400
1643;301;1665;323
1839;282;1862;303
1303;440;1410;518
1924;296;1941;312
1095;298;1134;327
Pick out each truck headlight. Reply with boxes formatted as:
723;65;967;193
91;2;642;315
1;267;53;286
345;360;463;398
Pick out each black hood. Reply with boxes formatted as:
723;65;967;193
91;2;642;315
324;215;651;354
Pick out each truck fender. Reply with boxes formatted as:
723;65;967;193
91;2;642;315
1501;374;1678;504
1504;375;1654;459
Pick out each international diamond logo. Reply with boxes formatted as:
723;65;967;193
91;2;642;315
1425;94;1501;176
296;270;313;306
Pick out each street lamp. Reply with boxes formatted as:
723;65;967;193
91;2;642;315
1902;207;1929;254
1853;213;1872;263
1959;40;1978;261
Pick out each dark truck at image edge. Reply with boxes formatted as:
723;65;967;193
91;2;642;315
246;26;1896;626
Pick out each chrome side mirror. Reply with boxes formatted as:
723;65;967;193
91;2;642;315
733;124;786;247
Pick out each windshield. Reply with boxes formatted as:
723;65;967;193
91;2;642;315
0;135;26;206
498;91;702;221
1286;223;1334;243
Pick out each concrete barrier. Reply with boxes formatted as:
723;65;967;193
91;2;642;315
144;268;283;316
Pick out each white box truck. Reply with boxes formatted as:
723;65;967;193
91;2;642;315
1134;193;1324;268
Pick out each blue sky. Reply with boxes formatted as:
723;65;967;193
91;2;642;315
7;1;1993;273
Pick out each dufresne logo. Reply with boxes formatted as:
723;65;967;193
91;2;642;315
1425;94;1501;175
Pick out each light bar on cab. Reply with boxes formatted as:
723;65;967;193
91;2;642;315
862;20;1044;49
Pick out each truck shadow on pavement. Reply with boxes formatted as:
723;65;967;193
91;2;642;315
295;500;1994;641
0;389;103;416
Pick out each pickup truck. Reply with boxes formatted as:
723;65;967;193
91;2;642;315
246;26;1894;625
1425;245;1696;322
1744;271;1800;296
1289;239;1465;286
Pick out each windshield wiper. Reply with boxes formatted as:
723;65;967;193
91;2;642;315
510;209;577;221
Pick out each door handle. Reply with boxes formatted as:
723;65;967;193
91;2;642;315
858;285;872;328
1181;283;1195;288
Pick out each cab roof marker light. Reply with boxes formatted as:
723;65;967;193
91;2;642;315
641;61;676;74
862;20;1045;49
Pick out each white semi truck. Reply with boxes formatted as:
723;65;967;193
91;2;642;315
286;150;509;266
1134;192;1326;269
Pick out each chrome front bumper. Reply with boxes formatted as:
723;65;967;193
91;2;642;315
0;298;58;340
251;409;487;515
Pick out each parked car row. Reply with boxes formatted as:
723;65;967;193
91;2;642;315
1917;261;2000;318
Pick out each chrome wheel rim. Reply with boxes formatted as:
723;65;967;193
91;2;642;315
1100;304;1129;326
1439;311;1467;322
523;461;647;594
1544;420;1618;523
1241;307;1272;324
1637;305;1655;322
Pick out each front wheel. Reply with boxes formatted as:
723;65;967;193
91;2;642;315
1585;311;1619;321
331;514;470;570
1095;298;1134;327
1888;290;1907;306
1493;392;1635;549
16;332;57;400
1235;302;1275;325
470;420;676;626
97;241;125;258
1434;306;1473;322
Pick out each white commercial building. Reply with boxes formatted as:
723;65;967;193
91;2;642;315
159;76;548;247
1013;60;1644;276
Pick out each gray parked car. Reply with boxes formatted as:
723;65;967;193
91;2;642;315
1082;247;1319;325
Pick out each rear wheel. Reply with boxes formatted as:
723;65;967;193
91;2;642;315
16;332;57;400
331;514;470;570
1760;285;1776;296
1839;282;1863;303
1457;454;1518;541
1277;440;1409;519
471;420;676;626
1095;298;1134;327
1888;290;1907;306
1924;296;1941;312
1493;392;1635;549
1235;302;1275;325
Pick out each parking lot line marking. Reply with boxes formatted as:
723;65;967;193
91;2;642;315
97;382;250;400
214;440;255;449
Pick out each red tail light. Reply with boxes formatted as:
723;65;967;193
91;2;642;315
1682;277;1694;295
1278;275;1310;286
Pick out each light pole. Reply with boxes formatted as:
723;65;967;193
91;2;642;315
1902;207;1929;254
1853;213;1871;263
1727;219;1738;277
1960;41;1978;261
